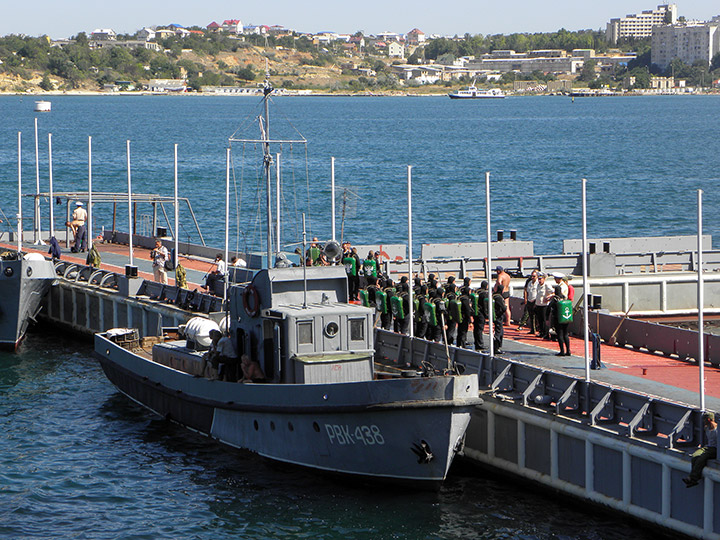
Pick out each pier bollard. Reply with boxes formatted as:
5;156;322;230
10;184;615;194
119;265;142;296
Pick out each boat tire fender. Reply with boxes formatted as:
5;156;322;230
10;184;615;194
243;285;260;317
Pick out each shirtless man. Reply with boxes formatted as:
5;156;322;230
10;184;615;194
241;354;265;383
494;266;512;325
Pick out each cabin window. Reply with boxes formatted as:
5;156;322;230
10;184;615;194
349;319;365;341
324;321;339;338
298;321;313;344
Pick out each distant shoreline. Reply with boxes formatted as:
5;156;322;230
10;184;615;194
2;90;718;98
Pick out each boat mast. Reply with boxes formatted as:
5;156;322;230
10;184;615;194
262;70;274;268
17;132;22;255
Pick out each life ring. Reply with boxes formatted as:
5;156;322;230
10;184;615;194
243;285;261;317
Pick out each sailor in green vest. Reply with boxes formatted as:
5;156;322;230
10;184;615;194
473;281;489;350
427;273;439;293
444;275;457;295
393;282;412;334
364;276;380;326
491;290;507;354
306;237;322;264
414;284;428;339
548;285;572;356
444;291;459;345
380;277;396;331
342;243;361;301
457;286;474;348
362;250;378;281
427;289;444;342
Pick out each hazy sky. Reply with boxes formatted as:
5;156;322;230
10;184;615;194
2;1;718;39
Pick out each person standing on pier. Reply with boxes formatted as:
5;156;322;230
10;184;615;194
682;412;718;488
534;273;554;339
494;266;512;325
70;202;87;253
150;239;169;285
473;281;489;350
518;270;538;333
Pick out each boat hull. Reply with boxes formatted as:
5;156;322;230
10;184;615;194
0;258;56;349
95;333;481;485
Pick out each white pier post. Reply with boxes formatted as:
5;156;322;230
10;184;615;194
17;132;22;254
697;189;705;411
126;141;133;267
407;165;414;338
224;148;230;302
34;118;43;244
48;133;54;238
174;144;179;269
276;152;281;254
331;157;336;242
582;178;590;382
88;136;93;251
486;172;494;358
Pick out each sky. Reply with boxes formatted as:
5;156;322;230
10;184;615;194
2;1;718;39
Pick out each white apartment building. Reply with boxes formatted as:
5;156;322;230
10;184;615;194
651;21;720;70
606;4;677;44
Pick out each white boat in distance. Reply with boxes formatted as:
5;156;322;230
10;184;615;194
448;84;505;99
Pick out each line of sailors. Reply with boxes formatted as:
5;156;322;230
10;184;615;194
359;273;507;353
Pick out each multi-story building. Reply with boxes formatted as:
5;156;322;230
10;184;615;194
651;21;720;70
606;4;677;44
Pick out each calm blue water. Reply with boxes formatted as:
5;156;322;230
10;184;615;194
1;333;655;540
0;94;714;539
0;94;718;255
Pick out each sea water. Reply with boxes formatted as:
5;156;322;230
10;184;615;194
0;333;659;539
0;94;718;255
0;94;715;538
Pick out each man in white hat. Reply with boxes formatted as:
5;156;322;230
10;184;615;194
552;272;569;299
69;201;88;252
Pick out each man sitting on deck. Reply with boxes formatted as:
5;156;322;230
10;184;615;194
683;412;718;488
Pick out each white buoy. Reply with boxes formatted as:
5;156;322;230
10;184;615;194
34;101;51;112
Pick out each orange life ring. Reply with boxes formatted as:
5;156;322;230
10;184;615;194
243;285;261;317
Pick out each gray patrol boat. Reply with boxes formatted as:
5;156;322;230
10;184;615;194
94;75;481;485
95;267;480;484
0;252;56;349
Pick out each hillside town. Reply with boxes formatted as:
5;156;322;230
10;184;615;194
1;3;720;94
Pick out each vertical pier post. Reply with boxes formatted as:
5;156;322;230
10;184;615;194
697;189;705;411
485;171;494;358
582;178;590;382
407;165;414;338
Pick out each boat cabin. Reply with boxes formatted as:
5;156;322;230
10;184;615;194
230;267;375;385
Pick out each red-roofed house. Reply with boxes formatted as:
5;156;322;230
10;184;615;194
406;28;425;46
222;19;243;34
207;21;221;32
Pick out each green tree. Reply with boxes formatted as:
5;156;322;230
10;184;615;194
578;59;597;82
39;73;53;90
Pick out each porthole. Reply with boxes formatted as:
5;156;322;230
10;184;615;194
4;267;13;277
270;421;276;431
324;321;339;338
26;267;33;277
288;422;294;432
253;420;259;431
313;422;320;433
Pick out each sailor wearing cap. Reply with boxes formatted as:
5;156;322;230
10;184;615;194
683;412;718;488
69;201;88;252
552;272;569;298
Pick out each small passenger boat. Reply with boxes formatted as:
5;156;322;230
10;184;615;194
448;84;505;99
